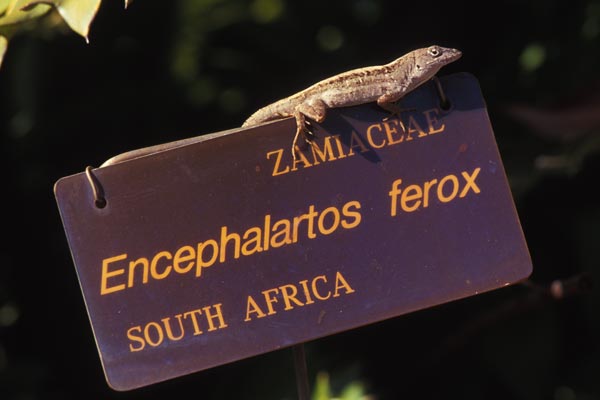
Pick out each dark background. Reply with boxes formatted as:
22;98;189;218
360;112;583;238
1;1;599;399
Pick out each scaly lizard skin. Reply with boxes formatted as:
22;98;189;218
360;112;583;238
242;45;461;157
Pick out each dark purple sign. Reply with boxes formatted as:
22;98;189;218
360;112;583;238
55;73;532;391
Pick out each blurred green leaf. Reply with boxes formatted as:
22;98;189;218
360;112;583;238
0;0;100;69
0;0;10;14
313;372;333;400
316;25;344;52
22;0;101;41
520;43;546;72
0;35;6;66
312;371;372;400
0;1;50;26
0;0;21;15
338;382;369;400
582;3;600;39
250;0;284;24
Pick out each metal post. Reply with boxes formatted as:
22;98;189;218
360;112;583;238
292;343;310;400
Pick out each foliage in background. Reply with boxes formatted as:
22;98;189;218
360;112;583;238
1;1;599;399
312;372;373;400
0;0;131;68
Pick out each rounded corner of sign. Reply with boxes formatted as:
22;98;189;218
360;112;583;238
53;177;66;196
104;375;136;392
53;171;87;198
521;259;534;280
101;361;138;392
512;256;534;284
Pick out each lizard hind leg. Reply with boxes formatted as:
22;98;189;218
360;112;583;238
292;110;308;160
291;111;319;161
291;100;327;160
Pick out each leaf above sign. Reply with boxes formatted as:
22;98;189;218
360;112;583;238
0;0;131;67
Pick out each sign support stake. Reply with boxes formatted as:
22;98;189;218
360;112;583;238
292;343;310;400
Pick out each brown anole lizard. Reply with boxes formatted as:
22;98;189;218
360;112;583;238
242;45;461;158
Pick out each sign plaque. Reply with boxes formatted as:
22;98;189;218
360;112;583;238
55;73;532;391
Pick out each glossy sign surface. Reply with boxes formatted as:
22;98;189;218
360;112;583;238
55;73;532;391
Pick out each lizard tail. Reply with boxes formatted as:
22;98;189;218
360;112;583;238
242;108;272;127
242;99;293;128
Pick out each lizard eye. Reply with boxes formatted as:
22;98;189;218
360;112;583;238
428;47;440;57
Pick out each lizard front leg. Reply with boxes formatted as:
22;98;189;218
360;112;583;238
377;92;414;120
291;98;327;159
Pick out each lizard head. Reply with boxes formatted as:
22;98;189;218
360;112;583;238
412;45;462;79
